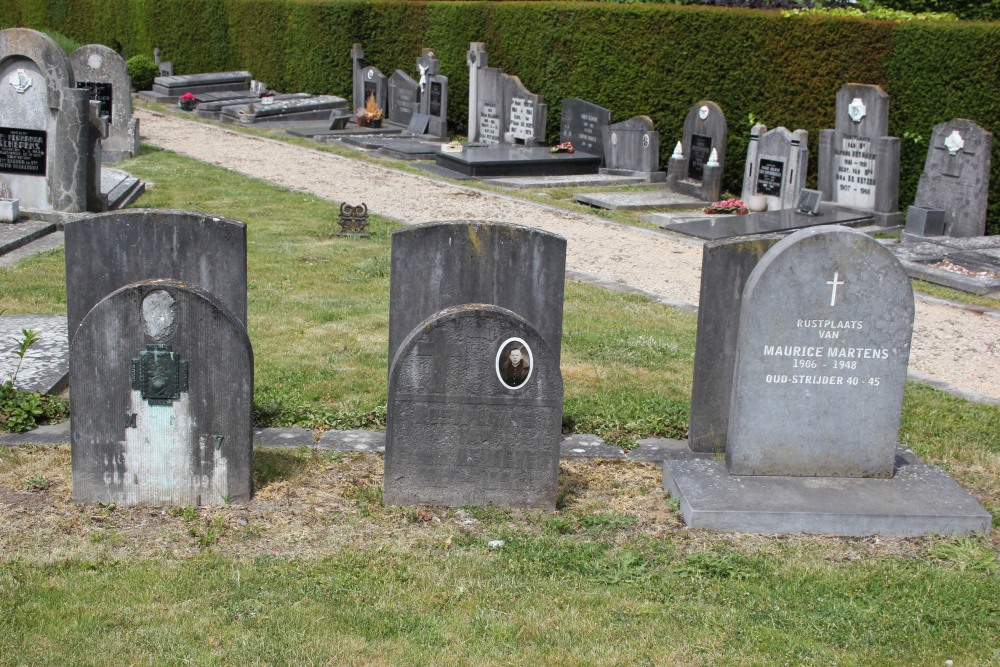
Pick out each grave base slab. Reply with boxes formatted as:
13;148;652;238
663;448;991;537
656;208;874;241
436;146;601;177
0;315;68;394
573;190;704;211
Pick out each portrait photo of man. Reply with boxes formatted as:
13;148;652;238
497;339;532;388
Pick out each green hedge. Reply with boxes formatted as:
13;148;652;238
2;1;998;233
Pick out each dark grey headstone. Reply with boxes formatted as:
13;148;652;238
740;124;809;211
601;116;659;175
560;98;611;159
69;44;138;162
64;209;247;339
388;221;566;368
388;70;418;127
726;226;914;478
70;279;253;505
913;119;992;238
688;234;783;453
666;101;727;202
385;305;562;509
817;84;902;226
0;28;102;212
468;45;547;147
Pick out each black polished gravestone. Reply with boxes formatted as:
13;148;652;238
385;305;562;509
388;221;567;368
64;209;247;339
435;144;602;178
71;279;253;506
560;98;611;161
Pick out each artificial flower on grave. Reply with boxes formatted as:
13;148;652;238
178;92;197;111
549;141;575;154
355;94;383;126
703;198;748;214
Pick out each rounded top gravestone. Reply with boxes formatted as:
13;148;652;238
726;226;914;478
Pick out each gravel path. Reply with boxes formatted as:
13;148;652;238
136;109;1000;404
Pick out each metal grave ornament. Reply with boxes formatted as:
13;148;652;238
131;344;189;405
337;202;370;236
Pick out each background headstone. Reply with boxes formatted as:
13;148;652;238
387;70;418;128
69;44;139;163
415;48;447;138
467;44;547;147
384;305;562;509
912;118;992;238
388;221;566;368
0;28;102;212
817;84;903;226
64;209;247;339
688;234;783;453
726;226;914;478
666;101;727;202
560;98;611;161
70;279;253;506
600;116;664;182
740;124;809;211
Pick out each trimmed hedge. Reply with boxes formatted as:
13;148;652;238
1;1;998;233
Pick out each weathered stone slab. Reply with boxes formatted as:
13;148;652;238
435;145;600;177
151;71;251;97
561;98;611;160
688;235;783;454
657;208;873;241
64;209;247;339
913;119;992;237
385;305;562;508
317;429;385;453
560;434;624;460
221;95;347;125
389;221;566;367
664;449;991;536
70;279;253;505
891;235;1000;295
0;219;53;255
253;427;314;449
666;101;727;202
0;314;68;393
69;44;138;163
727;226;914;478
486;173;645;189
601;116;664;181
573;190;703;211
740;124;808;211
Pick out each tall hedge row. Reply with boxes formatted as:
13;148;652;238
2;0;997;233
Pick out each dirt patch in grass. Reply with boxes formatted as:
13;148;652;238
2;445;990;565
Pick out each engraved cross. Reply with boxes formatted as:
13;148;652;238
826;272;844;307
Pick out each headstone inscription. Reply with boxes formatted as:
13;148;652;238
666;101;727;202
687;234;783;453
69;44;139;163
70;279;253;506
912;119;992;238
600;116;664;182
0;28;106;212
466;43;547;147
560;98;611;161
726;226;914;478
64;209;247;339
385;221;567;509
740;124;809;211
817;84;903;227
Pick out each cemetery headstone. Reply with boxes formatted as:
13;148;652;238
64;209;247;339
560;98;610;162
0;28;105;212
415;48;447;138
466;43;547;147
387;70;418;129
69;44;139;163
384;221;567;509
70;279;253;506
687;234;783;453
740;124;808;211
600;115;664;182
817;84;903;227
912;119;992;238
153;47;173;77
351;43;387;119
666;101;727;202
726;226;914;478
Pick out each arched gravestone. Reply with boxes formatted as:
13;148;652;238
726;226;914;478
71;279;253;505
65;209;247;339
666;101;727;203
388;221;566;369
385;305;563;509
69;44;139;163
741;124;809;211
0;28;100;211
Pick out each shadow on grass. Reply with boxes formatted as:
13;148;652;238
556;463;591;510
253;448;314;488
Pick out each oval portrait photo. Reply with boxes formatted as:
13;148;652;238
496;337;533;389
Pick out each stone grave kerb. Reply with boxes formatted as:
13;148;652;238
0;28;100;212
817;83;902;226
726;225;914;478
741;124;809;211
388;220;566;371
69;44;139;163
913;118;992;238
666;100;727;202
70;278;253;506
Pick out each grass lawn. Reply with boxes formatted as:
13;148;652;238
0;146;998;665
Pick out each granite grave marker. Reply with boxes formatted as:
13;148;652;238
560;98;611;161
69;44;139;162
740;124;809;211
600;116;664;182
466;43;547;147
388;70;418;128
351;44;387;120
666;101;727;202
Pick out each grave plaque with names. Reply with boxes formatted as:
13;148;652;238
756;158;784;196
687;135;712;181
480;103;500;144
0;127;47;175
430;82;443;117
510;97;535;142
77;81;113;118
726;226;914;478
560;98;611;159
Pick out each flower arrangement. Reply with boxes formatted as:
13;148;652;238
703;198;748;215
178;92;197;111
355;94;383;127
549;141;575;154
